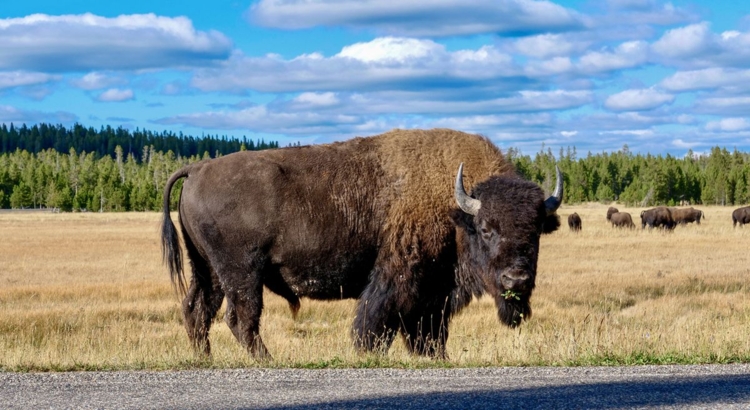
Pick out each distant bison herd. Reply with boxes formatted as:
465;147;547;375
732;206;750;227
606;207;636;229
568;213;582;232
567;204;748;232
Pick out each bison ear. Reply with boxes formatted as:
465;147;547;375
450;208;476;235
542;214;560;234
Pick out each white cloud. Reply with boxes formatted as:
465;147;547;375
0;71;58;89
650;23;750;69
672;138;700;149
651;23;714;59
561;130;578;137
512;34;584;59
292;92;340;107
578;41;648;73
600;129;654;136
248;0;586;37
0;13;232;71
525;57;574;76
604;88;674;111
338;37;441;63
96;88;134;102
705;118;750;132
191;38;520;93
71;72;126;90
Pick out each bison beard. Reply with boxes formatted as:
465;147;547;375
161;128;562;360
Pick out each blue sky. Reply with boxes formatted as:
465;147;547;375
2;0;750;155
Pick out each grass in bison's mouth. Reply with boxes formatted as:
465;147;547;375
501;289;522;300
1;205;750;371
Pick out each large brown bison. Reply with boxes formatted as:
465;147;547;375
568;213;582;232
640;206;675;230
609;212;635;228
732;206;750;227
606;207;619;222
670;207;704;225
161;129;563;359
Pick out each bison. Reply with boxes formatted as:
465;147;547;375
568;213;582;232
161;128;563;359
609;212;635;228
606;207;619;222
640;206;675;230
670;207;705;225
732;206;750;227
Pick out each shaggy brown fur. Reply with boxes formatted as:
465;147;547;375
670;207;704;225
161;128;562;359
568;213;582;232
609;212;635;228
732;206;750;227
640;206;675;230
606;207;619;221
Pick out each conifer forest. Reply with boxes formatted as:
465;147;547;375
1;123;748;211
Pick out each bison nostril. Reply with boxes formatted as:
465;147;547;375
501;271;531;291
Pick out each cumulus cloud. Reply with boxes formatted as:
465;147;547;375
71;72;126;90
604;88;674;111
0;71;58;89
0;13;232;72
511;34;588;59
154;87;592;140
248;0;586;37
96;88;134;102
705;117;750;132
651;23;715;60
650;23;750;69
191;38;522;93
672;138;700;149
578;40;648;73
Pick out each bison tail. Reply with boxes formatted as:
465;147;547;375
161;166;191;296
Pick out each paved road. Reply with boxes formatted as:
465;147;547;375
3;365;750;409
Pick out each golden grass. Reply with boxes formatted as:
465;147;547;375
1;204;749;370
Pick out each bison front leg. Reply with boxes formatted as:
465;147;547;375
400;299;451;359
352;280;400;354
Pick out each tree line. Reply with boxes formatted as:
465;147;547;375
509;144;750;207
0;122;279;211
1;123;750;211
0;122;278;159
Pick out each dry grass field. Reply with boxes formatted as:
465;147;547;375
1;204;749;371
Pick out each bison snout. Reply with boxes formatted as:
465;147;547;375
500;270;532;292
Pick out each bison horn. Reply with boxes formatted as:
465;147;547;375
544;165;563;215
455;163;481;216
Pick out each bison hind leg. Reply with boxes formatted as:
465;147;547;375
181;235;225;357
218;253;273;361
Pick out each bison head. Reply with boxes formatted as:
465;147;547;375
451;164;562;328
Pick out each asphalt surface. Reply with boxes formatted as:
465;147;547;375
2;365;750;409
